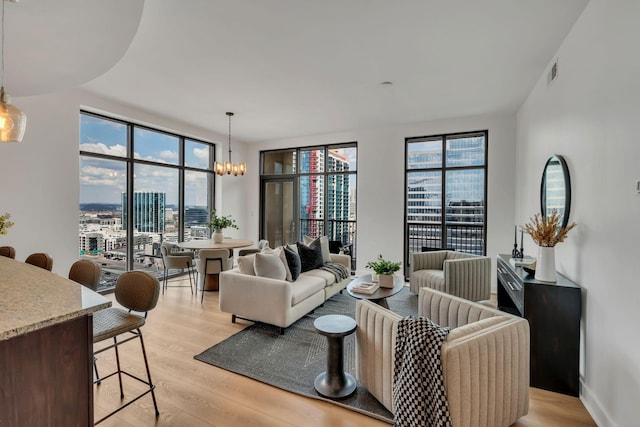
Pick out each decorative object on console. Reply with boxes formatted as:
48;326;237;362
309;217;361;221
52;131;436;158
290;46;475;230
214;112;246;176
523;210;576;282
0;0;26;143
365;254;401;288
208;209;238;243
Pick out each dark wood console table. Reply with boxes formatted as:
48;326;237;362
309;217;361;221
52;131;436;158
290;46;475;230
497;254;581;396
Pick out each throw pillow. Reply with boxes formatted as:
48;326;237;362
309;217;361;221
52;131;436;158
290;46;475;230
296;242;324;272
237;254;256;275
283;245;302;281
277;246;293;281
254;253;286;280
303;235;331;264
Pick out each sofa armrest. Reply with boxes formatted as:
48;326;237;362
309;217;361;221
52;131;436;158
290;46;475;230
442;316;530;427
329;253;351;269
410;250;447;273
355;299;402;413
219;270;293;321
442;256;491;301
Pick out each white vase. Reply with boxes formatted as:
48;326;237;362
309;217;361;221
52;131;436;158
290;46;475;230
212;229;224;243
535;246;556;282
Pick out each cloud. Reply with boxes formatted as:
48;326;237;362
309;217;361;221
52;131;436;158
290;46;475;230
158;150;178;161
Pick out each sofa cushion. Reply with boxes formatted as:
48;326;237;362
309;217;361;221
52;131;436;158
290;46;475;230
277;247;293;281
304;235;331;264
237;254;256;275
283;246;302;281
297;242;324;272
290;274;326;306
411;269;445;292
254;253;286;280
300;268;336;287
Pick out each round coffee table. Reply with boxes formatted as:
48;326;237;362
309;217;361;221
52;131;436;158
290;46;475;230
313;314;357;399
347;274;405;309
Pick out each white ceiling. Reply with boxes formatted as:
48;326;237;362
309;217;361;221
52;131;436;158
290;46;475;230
10;0;589;143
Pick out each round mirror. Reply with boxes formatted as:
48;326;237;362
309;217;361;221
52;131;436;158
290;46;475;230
540;155;571;230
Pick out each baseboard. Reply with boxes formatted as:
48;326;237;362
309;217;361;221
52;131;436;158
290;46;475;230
580;380;615;427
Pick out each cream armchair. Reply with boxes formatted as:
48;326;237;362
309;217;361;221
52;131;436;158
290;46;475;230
409;250;491;301
355;287;529;427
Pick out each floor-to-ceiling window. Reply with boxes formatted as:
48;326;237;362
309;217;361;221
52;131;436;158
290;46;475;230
404;131;487;277
79;111;214;290
260;143;357;269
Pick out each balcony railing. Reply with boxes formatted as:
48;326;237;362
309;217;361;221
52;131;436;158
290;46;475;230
406;221;485;275
300;218;356;271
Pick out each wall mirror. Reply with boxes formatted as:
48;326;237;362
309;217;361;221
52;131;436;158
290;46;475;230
540;154;571;230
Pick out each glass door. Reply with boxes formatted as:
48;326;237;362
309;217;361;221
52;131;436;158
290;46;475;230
262;179;295;248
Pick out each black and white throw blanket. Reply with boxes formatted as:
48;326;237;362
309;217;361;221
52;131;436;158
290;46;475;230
393;316;452;427
319;262;350;282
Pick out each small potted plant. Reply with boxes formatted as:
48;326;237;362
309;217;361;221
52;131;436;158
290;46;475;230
209;209;238;243
366;254;401;288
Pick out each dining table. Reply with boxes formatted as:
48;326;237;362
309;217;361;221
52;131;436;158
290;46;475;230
176;238;253;291
176;238;253;251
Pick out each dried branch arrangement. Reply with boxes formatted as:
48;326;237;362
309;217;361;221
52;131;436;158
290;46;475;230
523;210;576;247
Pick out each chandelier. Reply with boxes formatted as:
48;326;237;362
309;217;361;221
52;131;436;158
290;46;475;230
214;112;245;176
0;0;26;143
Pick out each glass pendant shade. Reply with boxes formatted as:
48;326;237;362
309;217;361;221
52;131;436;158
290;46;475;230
0;88;26;142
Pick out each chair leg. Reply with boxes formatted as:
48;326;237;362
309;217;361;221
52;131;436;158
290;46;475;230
162;268;168;295
113;336;124;399
138;330;160;417
189;268;194;295
94;356;101;385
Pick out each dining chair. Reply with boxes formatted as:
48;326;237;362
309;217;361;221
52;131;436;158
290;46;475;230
0;246;16;259
196;248;231;302
238;248;260;257
160;243;195;295
68;259;101;291
24;252;53;271
92;271;160;424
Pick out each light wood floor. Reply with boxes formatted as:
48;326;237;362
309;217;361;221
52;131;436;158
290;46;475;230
94;278;596;426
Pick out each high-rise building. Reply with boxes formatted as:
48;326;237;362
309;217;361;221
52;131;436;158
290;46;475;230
121;192;166;233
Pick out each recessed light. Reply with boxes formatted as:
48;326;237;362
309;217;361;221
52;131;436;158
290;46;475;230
379;81;393;87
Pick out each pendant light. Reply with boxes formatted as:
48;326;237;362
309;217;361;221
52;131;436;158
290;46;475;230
214;112;245;176
0;0;25;143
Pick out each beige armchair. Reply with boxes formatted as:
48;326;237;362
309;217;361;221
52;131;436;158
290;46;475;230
409;250;491;301
355;287;529;427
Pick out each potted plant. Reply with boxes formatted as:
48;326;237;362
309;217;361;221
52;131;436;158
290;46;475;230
366;254;401;288
523;210;576;282
0;212;14;238
209;209;238;243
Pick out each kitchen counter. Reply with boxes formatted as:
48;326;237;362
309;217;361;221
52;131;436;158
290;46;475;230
0;255;111;340
0;255;112;426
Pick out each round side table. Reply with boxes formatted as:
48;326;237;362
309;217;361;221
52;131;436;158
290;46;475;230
313;314;357;399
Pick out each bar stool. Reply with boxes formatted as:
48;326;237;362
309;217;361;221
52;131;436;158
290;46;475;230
25;252;53;271
68;259;101;291
0;246;15;259
92;271;160;424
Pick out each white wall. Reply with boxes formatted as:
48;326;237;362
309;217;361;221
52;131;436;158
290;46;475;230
242;114;517;289
0;88;247;275
516;0;640;425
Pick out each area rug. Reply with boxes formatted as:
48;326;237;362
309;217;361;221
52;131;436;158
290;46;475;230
194;287;417;424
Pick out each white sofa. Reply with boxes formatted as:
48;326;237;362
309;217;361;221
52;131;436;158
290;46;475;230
356;287;530;427
219;253;351;333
